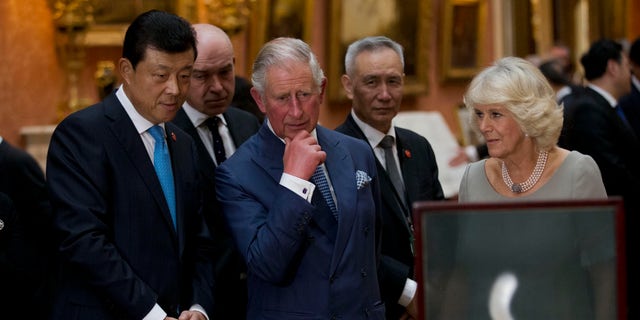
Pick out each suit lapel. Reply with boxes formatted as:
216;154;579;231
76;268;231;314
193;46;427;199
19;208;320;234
104;94;178;240
176;109;217;177
342;116;411;230
166;122;189;253
252;123;286;183
396;130;419;206
317;127;357;273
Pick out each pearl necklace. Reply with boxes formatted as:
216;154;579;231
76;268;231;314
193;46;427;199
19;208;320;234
501;150;548;193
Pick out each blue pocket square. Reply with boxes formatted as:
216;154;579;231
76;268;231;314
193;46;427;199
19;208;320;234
355;170;372;189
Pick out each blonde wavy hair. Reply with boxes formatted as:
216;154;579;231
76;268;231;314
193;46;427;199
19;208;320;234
463;56;564;151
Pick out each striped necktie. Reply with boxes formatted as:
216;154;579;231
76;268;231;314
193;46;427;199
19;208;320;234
312;165;338;219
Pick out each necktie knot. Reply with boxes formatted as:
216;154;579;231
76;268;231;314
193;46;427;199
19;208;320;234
379;135;394;149
149;125;165;143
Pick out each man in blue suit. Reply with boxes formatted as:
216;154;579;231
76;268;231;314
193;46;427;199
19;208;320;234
46;10;214;320
215;37;386;319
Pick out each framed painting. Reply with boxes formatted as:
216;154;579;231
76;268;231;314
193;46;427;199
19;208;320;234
80;0;177;46
440;0;487;80
247;0;314;76
412;198;627;319
327;0;430;102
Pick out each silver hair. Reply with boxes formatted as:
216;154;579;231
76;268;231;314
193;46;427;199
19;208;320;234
344;36;405;76
251;37;325;96
463;56;563;151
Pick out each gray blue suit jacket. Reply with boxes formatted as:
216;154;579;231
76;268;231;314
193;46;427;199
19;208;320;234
46;92;215;319
215;123;385;319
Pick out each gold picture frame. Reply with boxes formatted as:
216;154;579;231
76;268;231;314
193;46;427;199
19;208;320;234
440;0;487;81
247;0;314;76
327;0;431;102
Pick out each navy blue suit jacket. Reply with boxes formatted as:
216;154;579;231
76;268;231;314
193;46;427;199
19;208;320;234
216;123;385;319
618;82;640;140
46;92;214;319
0;140;54;318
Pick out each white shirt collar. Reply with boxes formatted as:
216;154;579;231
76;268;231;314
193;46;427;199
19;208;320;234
587;83;617;108
115;84;165;134
182;102;227;127
632;75;640;92
350;109;396;148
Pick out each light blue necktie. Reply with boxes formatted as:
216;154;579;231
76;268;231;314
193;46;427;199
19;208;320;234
312;165;338;219
149;125;177;230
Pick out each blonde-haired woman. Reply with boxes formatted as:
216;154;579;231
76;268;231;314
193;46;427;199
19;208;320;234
445;57;615;320
458;56;606;201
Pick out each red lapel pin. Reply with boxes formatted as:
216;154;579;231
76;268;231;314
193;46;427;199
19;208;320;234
171;132;177;141
404;149;412;158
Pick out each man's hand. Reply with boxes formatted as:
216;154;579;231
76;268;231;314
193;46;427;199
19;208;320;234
177;310;207;320
399;295;419;320
283;130;326;180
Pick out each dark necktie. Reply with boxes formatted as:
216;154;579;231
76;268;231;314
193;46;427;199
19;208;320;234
148;125;177;230
205;117;227;165
312;165;338;219
615;105;631;128
379;135;406;206
380;135;414;255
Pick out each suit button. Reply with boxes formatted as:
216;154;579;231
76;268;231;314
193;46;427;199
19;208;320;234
361;268;367;277
363;226;369;235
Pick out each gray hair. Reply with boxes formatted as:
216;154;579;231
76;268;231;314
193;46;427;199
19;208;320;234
463;56;563;151
251;37;325;96
344;36;405;76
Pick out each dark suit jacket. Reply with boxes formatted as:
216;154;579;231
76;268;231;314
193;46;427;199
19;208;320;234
559;86;640;318
0;140;54;318
336;114;445;318
559;86;640;198
46;92;215;319
216;123;385;319
618;81;640;140
172;106;259;319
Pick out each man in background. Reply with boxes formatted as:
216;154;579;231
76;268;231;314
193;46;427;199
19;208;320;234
618;36;640;139
559;38;640;319
335;36;445;319
171;23;260;319
0;136;54;319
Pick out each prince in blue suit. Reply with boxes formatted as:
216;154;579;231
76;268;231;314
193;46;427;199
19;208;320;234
215;37;385;319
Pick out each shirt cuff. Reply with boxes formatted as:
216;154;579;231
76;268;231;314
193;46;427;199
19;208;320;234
141;303;209;320
280;172;315;202
190;304;209;320
397;278;417;307
142;304;166;320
